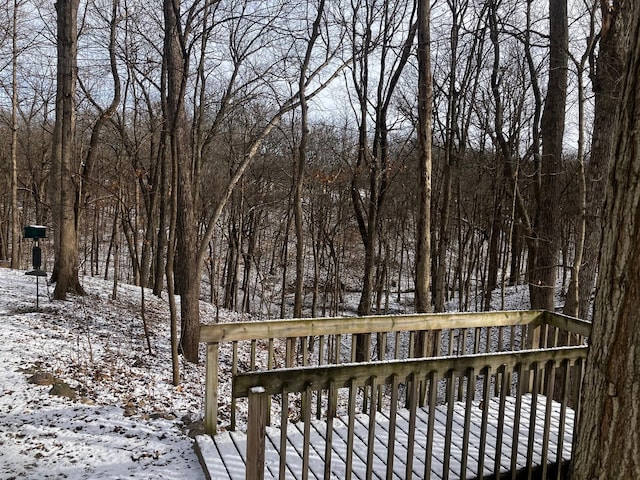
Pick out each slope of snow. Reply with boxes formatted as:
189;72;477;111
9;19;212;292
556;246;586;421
0;268;207;480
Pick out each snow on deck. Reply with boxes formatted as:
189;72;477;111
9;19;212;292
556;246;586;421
195;393;573;480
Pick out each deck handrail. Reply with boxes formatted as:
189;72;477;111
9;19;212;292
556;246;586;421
237;344;588;479
200;310;545;343
233;345;588;397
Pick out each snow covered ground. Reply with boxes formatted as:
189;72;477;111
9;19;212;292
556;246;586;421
0;268;208;480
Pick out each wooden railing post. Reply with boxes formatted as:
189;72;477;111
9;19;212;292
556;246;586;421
204;342;219;435
247;386;268;480
524;315;543;392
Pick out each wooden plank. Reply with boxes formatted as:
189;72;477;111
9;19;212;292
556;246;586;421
373;409;416;480
267;421;322;479
333;414;387;480
195;434;232;480
212;431;252;480
247;387;268;480
316;416;368;480
204;343;219;434
200;311;544;343
542;311;592;338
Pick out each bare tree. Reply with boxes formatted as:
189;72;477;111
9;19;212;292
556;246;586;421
414;0;431;315
9;0;21;269
528;0;568;311
571;4;640;474
52;0;84;299
576;0;632;319
162;0;348;362
563;3;598;317
293;0;326;318
347;0;417;318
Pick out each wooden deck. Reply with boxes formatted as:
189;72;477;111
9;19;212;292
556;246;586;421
195;393;574;480
197;311;589;479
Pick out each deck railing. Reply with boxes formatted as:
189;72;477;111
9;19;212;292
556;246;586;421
236;345;586;479
200;310;590;435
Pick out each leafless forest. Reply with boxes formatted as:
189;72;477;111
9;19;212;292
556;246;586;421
0;1;620;350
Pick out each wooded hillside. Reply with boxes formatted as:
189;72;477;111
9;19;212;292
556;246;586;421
0;1;619;340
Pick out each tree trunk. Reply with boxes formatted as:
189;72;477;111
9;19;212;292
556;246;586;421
164;0;199;363
413;0;433;361
563;8;597;317
414;0;432;315
577;0;632;320
53;0;84;299
293;0;325;319
571;9;640;475
484;177;503;310
529;0;568;311
10;0;20;269
166;103;180;385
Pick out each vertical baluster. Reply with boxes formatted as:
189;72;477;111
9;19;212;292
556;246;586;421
324;379;337;480
448;329;455;356
555;359;570;480
317;336;325;420
247;386;267;480
393;330;401;359
302;383;312;480
365;375;378;480
541;360;556;478
286;337;295;368
279;387;289;480
477;366;492;480
406;372;419;480
460;367;475;480
435;329;443;356
301;338;309;422
204;342;219;434
345;378;357;480
525;363;540;479
484;326;492;353
510;364;525;477
231;341;238;430
571;358;585;452
386;374;399;480
251;339;257;370
267;339;274;426
443;370;456;480
423;370;438;480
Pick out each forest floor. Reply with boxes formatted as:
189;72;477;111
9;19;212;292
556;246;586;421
0;266;540;479
0;267;221;480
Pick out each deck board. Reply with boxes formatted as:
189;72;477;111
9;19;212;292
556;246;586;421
195;394;574;480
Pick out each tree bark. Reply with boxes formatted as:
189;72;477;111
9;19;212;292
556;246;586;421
563;6;597;317
529;0;568;311
577;0;632;320
571;7;640;475
415;0;432;315
163;0;199;362
10;0;20;269
53;0;84;299
414;0;433;359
